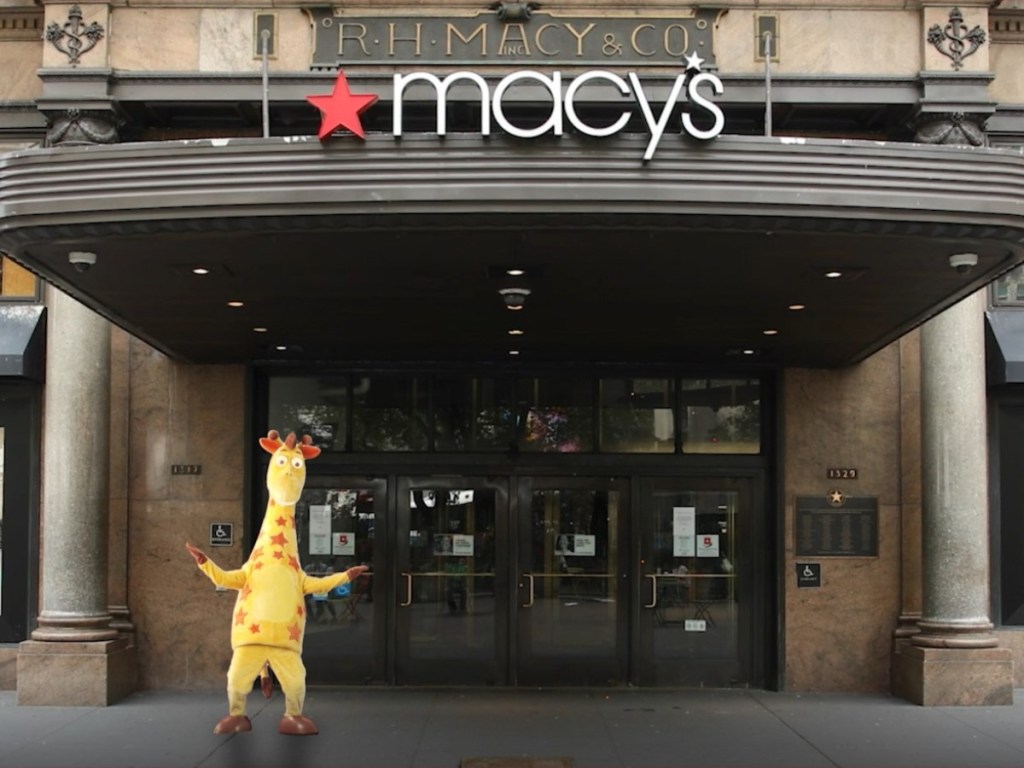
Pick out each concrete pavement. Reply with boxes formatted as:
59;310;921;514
1;687;1023;767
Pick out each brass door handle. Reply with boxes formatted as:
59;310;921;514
399;572;412;607
521;573;535;608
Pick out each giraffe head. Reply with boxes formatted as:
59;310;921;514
259;429;320;505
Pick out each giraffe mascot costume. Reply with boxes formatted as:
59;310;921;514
186;430;367;736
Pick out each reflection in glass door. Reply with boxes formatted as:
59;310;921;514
638;478;756;687
517;478;629;686
396;477;508;685
296;480;386;684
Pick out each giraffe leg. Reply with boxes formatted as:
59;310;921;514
215;647;264;734
268;649;318;735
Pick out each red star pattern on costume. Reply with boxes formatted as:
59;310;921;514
240;585;252;601
249;623;261;634
235;608;247;626
306;71;379;141
288;555;300;571
288;623;302;642
276;516;287;527
270;532;287;547
273;550;284;560
297;605;304;617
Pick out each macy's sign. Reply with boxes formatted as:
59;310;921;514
307;58;725;162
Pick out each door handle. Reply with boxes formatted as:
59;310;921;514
644;574;658;608
521;573;535;608
400;572;412;607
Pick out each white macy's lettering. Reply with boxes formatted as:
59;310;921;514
391;69;725;161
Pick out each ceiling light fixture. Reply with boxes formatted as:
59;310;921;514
509;349;520;356
192;267;211;275
253;326;268;333
825;270;843;279
227;301;245;308
499;287;531;310
788;303;806;311
763;329;779;336
506;268;525;277
508;329;525;336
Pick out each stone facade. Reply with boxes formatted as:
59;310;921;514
2;0;1022;701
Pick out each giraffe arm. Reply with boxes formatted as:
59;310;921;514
196;558;248;591
301;571;350;595
301;566;368;595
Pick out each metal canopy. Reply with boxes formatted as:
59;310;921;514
0;304;45;380
1;133;1023;369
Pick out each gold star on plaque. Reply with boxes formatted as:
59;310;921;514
827;489;845;506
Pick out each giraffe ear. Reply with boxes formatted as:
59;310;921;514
299;444;321;460
260;435;282;454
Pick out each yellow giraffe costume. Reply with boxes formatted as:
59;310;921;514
186;430;367;736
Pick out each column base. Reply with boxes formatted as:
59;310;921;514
16;637;136;706
892;643;1013;706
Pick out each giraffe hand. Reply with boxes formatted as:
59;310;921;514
185;542;208;565
346;565;369;581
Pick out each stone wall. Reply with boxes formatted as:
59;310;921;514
116;334;246;690
782;343;906;691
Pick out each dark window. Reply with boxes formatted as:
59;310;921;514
996;402;1024;625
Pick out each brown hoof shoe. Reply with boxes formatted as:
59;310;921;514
278;714;319;736
213;715;252;734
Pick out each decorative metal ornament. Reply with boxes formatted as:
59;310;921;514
913;111;987;146
45;5;104;67
927;7;986;70
47;109;120;146
491;2;536;22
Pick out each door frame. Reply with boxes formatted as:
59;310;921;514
634;471;768;688
394;474;511;685
513;474;631;686
294;463;771;688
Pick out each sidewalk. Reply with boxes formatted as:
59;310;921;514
1;687;1023;768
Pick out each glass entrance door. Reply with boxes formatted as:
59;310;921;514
637;477;760;687
395;476;509;685
296;478;387;684
515;477;630;686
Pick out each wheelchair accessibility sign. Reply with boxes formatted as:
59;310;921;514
796;562;821;588
210;523;234;547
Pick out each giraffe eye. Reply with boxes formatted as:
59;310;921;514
291;457;304;470
275;455;287;466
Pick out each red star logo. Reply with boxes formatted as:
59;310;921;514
249;547;264;561
235;608;247;626
288;623;302;642
275;516;287;527
240;585;252;601
273;550;284;560
270;532;287;547
249;623;261;634
306;71;378;141
297;605;304;617
253;561;264;570
288;555;300;571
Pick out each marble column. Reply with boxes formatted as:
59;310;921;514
892;289;1013;705
17;286;136;705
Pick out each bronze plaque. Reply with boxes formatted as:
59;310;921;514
795;496;878;557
